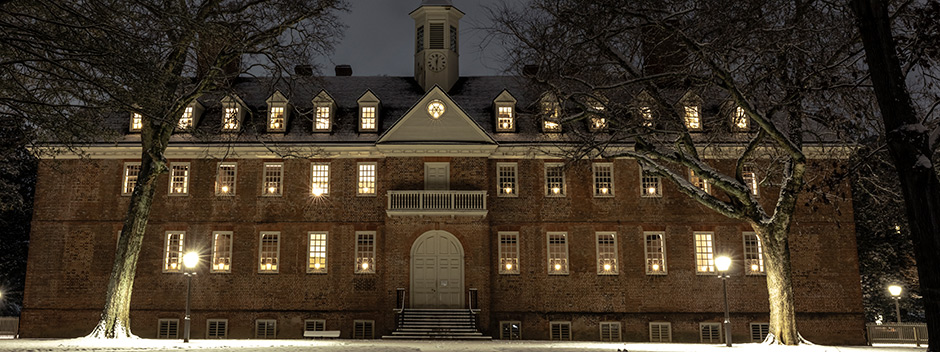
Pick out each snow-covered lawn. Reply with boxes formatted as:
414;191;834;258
0;338;927;352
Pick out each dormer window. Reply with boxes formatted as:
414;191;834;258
541;93;562;133
312;90;336;132
587;97;608;132
176;101;204;131
220;95;246;132
634;91;656;128
361;107;376;130
493;90;517;132
684;105;701;131
130;113;143;132
591;117;608;131
269;107;285;130
316;107;331;130
640;106;654;128
265;91;290;133
733;106;749;131
357;90;380;133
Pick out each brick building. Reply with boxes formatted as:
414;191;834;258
20;0;865;344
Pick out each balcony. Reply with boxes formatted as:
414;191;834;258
387;190;488;217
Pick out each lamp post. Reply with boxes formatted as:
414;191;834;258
715;256;732;347
182;252;199;343
888;285;903;323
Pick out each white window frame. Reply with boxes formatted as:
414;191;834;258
497;162;518;197
649;322;672;342
215;162;237;196
310;162;330;196
546;232;569;275
360;106;377;132
157;318;179;339
255;319;277;339
496;104;515;132
684;104;702;131
689;169;710;194
122;162;141;196
641;168;662;198
163;231;185;273
308;231;328;274
258;232;280;273
357;162;377;196
549;321;571;341
211;231;233;273
743;232;765;275
315;106;332;131
305;319;326;332
500;321;522;340
593;163;614;197
168;162;190;196
596;232;618;275
599;321;622;342
544;163;566;197
644;231;667;275
206;319;228;339
498;232;520;275
700;322;722;343
355;231;376;274
694;232;716;274
262;162;284;196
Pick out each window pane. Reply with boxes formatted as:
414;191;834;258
358;163;376;195
269;106;285;130
744;232;764;274
596;232;618;275
311;163;330;196
684;105;701;130
545;164;565;196
356;232;375;273
361;107;376;130
223;107;239;130
645;233;666;274
164;232;184;272
211;232;232;273
263;163;283;196
315;106;331;130
593;163;613;196
497;106;514;131
497;163;517;196
695;232;715;273
122;163;141;195
216;163;237;195
259;232;279;273
169;163;189;195
547;232;568;274
641;169;661;197
308;232;328;273
178;106;194;130
498;232;519;274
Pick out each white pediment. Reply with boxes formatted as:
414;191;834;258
377;86;496;145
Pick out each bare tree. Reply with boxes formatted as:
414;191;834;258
1;0;346;338
488;0;863;344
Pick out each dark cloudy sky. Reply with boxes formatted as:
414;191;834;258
319;0;507;77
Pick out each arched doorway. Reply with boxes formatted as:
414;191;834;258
410;230;464;308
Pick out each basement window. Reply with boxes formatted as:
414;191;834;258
206;319;228;339
157;319;179;339
600;322;621;342
255;319;277;339
650;322;672;342
550;321;571;341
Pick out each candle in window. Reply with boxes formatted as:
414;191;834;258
361;262;369;270
751;264;759;271
652;263;660;271
312;187;323;197
505;263;513;271
314;263;321;270
268;186;277;194
648;186;656;195
504;187;513;194
554;263;562;271
221;185;229;193
604;263;612;271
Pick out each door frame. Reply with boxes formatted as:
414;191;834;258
409;230;465;308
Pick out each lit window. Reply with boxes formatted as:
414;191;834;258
222;107;239;131
497;106;514;131
500;321;521;340
590;117;608;131
600;322;621;342
645;232;667;274
547;232;568;275
498;232;519;274
310;162;330;196
744;232;764;275
258;232;279;273
130;113;143;131
315;106;331;130
308;232;328;274
545;163;565;196
497;163;517;197
684;105;701;130
211;231;232;273
163;231;184;273
593;163;614;197
689;169;710;194
255;319;277;339
268;106;285;131
550;321;571;341
360;106;377;131
158;319;179;339
640;106;654;128
122;162;141;195
641;168;661;198
178;107;194;130
743;164;759;197
650;322;672;342
168;162;189;195
542;100;562;132
207;319;228;339
694;232;715;274
596;232;618;275
215;162;237;196
355;231;375;274
357;162;376;196
733;106;749;130
700;322;722;343
262;163;283;196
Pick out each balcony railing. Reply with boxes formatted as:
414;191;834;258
387;190;487;217
866;323;928;346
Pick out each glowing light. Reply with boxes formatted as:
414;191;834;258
716;256;731;272
183;252;199;269
651;263;660;271
265;263;273;271
500;122;510;129
361;187;370;194
504;187;513;194
554;263;562;271
175;187;183;193
648;187;657;195
700;265;710;272
600;187;609;194
312;187;324;197
314;263;321;270
221;185;229;193
505;263;513;271
427;100;445;119
889;285;903;297
268;186;277;194
552;187;561;194
603;263;612;271
751;264;759;272
361;262;370;270
895;225;901;233
170;262;178;269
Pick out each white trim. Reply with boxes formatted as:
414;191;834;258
310;162;330;196
549;321;571;341
649;322;672;342
163;231;185;273
499;321;522;340
700;322;722;343
255;319;277;339
157;318;179;339
304;319;326;332
355;231;376;274
694;231;716;275
121;161;141;196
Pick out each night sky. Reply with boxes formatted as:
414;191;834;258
319;0;507;77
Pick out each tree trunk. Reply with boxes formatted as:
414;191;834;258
851;1;940;350
755;225;800;345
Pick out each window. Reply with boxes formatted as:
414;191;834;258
645;232;667;274
207;319;228;339
163;231;184;273
178;106;194;130
262;163;283;196
222;107;239;131
357;162;376;196
360;106;377;131
168;162;189;195
157;319;179;339
353;320;374;339
305;319;326;333
450;25;458;52
500;321;521;340
593;163;614;197
130;113;143;132
733;106;749;131
542;100;562;132
545;163;565;196
700;322;722;343
498;232;519;274
744;232;764;275
315;106;331;131
310;162;330;196
215;162;237;195
258;232;280;273
308;232;328;274
600;322;621;342
547;232;568;275
122;162;141;195
211;231;233;273
695;232;716;274
550;321;571;341
640;106;654;128
641;168;662;198
649;322;672;342
268;106;285;131
743;164;759;197
590;116;608;131
689;169;710;194
497;163;517;197
750;323;770;342
684;105;701;130
255;319;277;339
596;232;618;275
416;26;424;53
356;231;375;274
497;106;514;131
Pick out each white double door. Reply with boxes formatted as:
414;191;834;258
411;231;463;308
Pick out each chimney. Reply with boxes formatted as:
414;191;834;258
335;65;352;77
295;65;314;76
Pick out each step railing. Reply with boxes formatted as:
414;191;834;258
387;191;487;217
867;323;928;346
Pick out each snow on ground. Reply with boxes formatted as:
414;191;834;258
0;338;928;352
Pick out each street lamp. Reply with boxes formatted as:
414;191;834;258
182;252;199;343
888;285;903;323
715;256;732;347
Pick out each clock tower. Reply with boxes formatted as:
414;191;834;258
411;0;463;93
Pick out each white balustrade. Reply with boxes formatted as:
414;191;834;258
387;190;487;217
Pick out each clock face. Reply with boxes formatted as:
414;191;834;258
427;52;446;72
